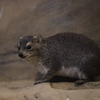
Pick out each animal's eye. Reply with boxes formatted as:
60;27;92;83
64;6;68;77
26;45;31;49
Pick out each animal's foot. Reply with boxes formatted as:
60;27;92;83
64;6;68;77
75;79;88;87
34;79;48;85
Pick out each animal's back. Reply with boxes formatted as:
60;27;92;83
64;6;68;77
44;32;100;60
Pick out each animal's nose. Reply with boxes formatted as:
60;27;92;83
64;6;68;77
19;52;24;58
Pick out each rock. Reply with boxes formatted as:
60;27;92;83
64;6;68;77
0;0;100;81
0;81;100;100
51;81;100;90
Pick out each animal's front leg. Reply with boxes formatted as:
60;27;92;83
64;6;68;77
34;70;57;85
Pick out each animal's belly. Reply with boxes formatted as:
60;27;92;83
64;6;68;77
57;66;87;79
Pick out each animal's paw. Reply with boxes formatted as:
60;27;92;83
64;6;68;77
34;81;42;85
34;79;48;85
75;79;87;87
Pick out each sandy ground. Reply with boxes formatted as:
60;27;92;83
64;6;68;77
0;80;100;100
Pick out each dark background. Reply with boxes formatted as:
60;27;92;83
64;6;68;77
0;0;100;81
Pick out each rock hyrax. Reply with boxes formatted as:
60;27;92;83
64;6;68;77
17;32;100;85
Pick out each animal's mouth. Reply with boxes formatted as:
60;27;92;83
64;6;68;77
19;53;33;59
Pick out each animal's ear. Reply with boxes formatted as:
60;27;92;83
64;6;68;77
33;35;43;44
20;36;23;39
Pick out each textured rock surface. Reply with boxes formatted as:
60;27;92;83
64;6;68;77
0;81;100;100
0;0;100;81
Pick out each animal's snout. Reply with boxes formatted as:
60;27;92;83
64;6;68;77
18;52;25;58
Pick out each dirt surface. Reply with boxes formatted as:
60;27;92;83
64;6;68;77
0;0;100;99
0;81;100;100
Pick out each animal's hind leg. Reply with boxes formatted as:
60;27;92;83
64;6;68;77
75;78;94;86
75;79;88;86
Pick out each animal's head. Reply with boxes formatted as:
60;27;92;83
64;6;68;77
17;36;43;59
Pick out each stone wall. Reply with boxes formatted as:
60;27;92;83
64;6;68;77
0;0;100;80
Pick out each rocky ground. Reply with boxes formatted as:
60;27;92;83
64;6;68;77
0;0;100;100
0;81;100;100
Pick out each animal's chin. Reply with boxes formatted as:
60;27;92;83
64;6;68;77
22;55;40;65
23;55;34;60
